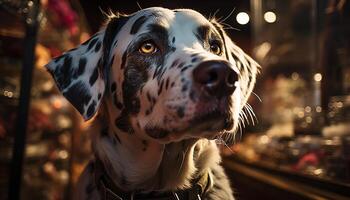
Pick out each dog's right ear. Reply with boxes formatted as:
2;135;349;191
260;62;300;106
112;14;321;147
45;14;130;120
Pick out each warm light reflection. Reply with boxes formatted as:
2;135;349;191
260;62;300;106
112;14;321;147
316;106;322;113
314;73;322;82
291;72;299;80
264;11;277;23
305;106;311;113
236;12;250;25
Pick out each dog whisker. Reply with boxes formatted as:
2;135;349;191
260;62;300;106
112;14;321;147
136;2;143;10
218;8;236;24
240;109;249;125
243;105;255;126
252;91;262;102
208;8;221;21
245;103;258;125
220;22;241;31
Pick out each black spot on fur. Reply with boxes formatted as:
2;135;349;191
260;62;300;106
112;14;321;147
86;101;96;118
165;78;170;90
163;116;169;124
94;41;101;52
116;102;123;110
145;127;169;139
113;40;118;47
113;93;123;109
98;93;102;100
62;81;92;116
191;53;198;58
122;63;148;114
177;107;185;118
115;112;133;134
171;47;176;52
101;127;109;136
195;25;210;44
120;51;127;69
146;91;152;102
190;90;196;101
158;80;164;95
109;56;115;68
54;55;73;89
151;97;156;104
182;84;188;92
87;38;98;51
177;62;185;69
191;57;198;63
89;67;99;86
170;59;180;69
130;98;140;114
77;57;87;76
170;82;175;87
230;53;239;65
172;37;175;43
111;82;117;92
114;132;121;143
130;15;148;34
181;65;191;73
102;15;129;76
213;184;223;191
142;140;148;151
147;24;169;40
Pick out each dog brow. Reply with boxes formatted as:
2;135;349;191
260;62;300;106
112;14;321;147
195;25;210;44
144;24;169;45
130;15;148;34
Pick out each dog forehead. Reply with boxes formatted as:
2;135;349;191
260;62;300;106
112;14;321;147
127;7;210;35
174;9;210;26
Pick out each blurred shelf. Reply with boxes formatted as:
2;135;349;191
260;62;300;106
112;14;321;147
223;156;350;200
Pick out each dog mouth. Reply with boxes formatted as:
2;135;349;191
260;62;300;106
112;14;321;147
188;96;233;130
145;97;234;141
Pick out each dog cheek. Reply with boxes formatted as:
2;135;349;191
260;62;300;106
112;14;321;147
122;66;148;115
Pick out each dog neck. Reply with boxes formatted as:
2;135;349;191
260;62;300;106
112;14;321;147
90;101;221;192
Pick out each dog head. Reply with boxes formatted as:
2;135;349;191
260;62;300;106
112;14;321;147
46;7;259;144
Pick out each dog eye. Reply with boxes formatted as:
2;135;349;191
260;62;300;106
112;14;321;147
210;43;222;55
139;41;157;54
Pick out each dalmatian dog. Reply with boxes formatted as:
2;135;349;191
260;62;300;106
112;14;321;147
46;7;259;200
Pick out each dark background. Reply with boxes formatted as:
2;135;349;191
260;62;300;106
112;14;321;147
79;0;252;52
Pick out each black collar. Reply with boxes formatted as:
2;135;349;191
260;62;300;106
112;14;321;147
94;159;212;200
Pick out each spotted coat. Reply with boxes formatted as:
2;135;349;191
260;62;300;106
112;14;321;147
46;7;259;200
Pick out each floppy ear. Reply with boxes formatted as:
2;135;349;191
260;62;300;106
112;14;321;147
45;14;129;120
211;20;260;107
226;37;260;107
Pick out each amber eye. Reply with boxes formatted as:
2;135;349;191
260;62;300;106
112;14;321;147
210;43;222;55
139;41;157;54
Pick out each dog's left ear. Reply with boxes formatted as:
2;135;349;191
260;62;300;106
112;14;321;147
211;20;260;107
45;15;129;120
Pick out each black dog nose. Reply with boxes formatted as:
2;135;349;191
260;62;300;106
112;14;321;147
193;61;238;98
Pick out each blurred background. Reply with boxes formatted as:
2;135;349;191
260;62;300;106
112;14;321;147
0;0;349;199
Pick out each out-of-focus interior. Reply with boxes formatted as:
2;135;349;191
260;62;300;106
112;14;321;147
0;0;349;199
